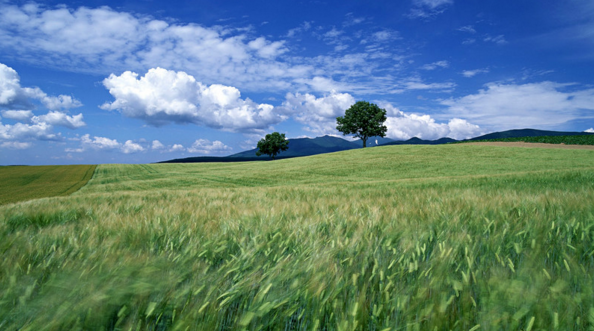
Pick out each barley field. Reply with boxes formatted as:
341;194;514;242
1;145;594;330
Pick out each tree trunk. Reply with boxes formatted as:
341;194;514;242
362;137;367;148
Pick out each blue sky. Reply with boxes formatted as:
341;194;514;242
1;0;594;165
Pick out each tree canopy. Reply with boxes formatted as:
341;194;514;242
336;101;387;148
256;132;289;160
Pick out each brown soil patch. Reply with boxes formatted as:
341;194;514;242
462;141;594;150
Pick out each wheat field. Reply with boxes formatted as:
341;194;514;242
1;144;594;330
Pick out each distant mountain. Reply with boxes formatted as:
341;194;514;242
468;128;594;141
230;135;359;158
381;137;458;146
352;136;394;147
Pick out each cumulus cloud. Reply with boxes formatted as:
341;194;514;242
380;103;482;140
441;81;594;130
152;140;165;150
0;63;85;148
122;140;145;154
101;67;285;132
584;128;594;133
279;91;356;135
81;134;120;150
33;111;85;129
169;144;185;152
66;134;145;154
0;120;60;143
420;60;449;70
1;110;33;121
0;63;82;111
187;139;232;154
462;68;489;77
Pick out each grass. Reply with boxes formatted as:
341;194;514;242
464;134;594;145
1;144;594;330
0;165;96;205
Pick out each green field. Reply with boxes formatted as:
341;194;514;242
0;165;97;205
1;145;594;330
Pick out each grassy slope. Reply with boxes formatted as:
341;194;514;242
1;145;594;330
0;165;96;205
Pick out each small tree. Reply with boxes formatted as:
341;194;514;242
256;132;289;160
336;101;388;148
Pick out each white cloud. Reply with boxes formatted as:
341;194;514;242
441;81;594;130
403;78;456;91
1;110;33;121
458;25;476;34
462;68;489;77
343;13;365;27
101;67;285;132
0;63;82;111
0;141;32;149
0;63;85;148
420;60;449;70
0;4;431;96
152;140;165;150
584;128;594;133
187;139;232;154
371;30;401;42
247;37;287;59
80;134;120;150
0;110;85;147
169;144;185;152
484;35;507;45
381;103;482;140
33;111;85;129
122;140;145;154
0;120;60;142
286;21;312;37
414;0;453;9
279;91;356;135
0;4;300;92
409;0;453;18
66;134;146;154
324;28;343;39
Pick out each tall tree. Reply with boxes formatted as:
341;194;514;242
336;101;388;148
256;132;289;160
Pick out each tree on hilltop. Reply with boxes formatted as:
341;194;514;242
336;101;387;148
256;132;289;160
